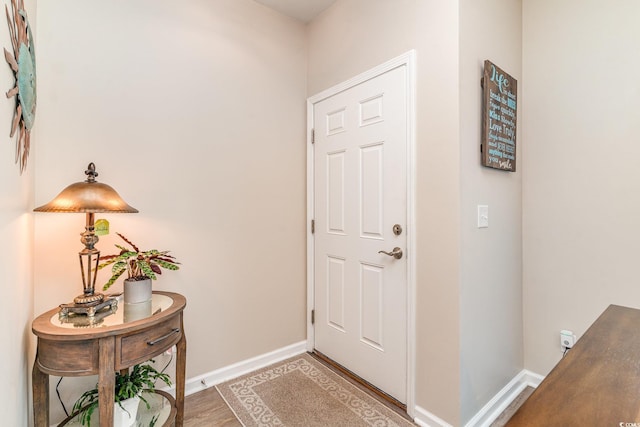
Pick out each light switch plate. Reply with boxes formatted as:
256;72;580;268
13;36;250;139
477;205;489;228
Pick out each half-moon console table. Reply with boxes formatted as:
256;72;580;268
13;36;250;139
32;291;187;427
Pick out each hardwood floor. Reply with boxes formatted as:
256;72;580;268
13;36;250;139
183;386;241;427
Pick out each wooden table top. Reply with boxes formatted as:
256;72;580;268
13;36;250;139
507;304;640;426
32;291;186;341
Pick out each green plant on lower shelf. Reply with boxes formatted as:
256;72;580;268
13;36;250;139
72;362;172;426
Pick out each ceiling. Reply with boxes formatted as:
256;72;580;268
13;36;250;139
252;0;338;23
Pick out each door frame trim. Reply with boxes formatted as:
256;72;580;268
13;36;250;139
306;50;416;417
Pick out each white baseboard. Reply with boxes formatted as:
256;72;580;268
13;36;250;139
182;340;307;396
412;369;543;427
463;369;544;427
413;405;454;427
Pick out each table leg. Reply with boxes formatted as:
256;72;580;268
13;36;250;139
32;353;49;427
98;336;115;427
175;315;187;427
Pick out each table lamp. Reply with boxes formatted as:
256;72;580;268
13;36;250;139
34;163;138;316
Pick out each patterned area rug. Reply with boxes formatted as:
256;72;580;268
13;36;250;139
216;353;415;427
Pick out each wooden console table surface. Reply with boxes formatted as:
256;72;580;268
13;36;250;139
507;304;640;426
32;291;186;427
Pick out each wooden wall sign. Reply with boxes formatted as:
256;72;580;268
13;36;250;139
481;60;517;172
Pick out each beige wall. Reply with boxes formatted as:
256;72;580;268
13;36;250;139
413;1;463;423
29;0;634;424
34;0;307;422
459;0;523;422
0;1;36;424
307;0;416;95
308;0;463;422
522;0;640;375
310;0;520;424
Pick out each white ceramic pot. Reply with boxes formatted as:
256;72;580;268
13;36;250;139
123;300;152;323
114;395;141;427
123;277;152;304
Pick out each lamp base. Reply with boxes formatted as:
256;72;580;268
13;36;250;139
73;292;105;305
59;296;118;317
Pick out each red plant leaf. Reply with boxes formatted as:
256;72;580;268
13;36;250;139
116;232;139;253
155;257;179;264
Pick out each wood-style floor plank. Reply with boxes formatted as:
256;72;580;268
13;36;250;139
183;386;241;427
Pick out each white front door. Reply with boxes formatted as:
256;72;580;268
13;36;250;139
312;64;408;403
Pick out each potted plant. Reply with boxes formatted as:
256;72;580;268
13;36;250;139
72;362;172;427
98;233;180;304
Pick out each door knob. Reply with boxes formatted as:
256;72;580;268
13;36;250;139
378;247;403;259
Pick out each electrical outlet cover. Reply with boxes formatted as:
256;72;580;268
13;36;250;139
560;330;576;348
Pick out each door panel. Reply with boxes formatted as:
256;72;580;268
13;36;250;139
327;151;346;233
361;143;384;238
327;255;346;331
360;262;384;350
313;65;408;403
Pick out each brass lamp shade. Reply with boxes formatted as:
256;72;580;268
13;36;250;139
34;163;138;317
34;181;138;213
